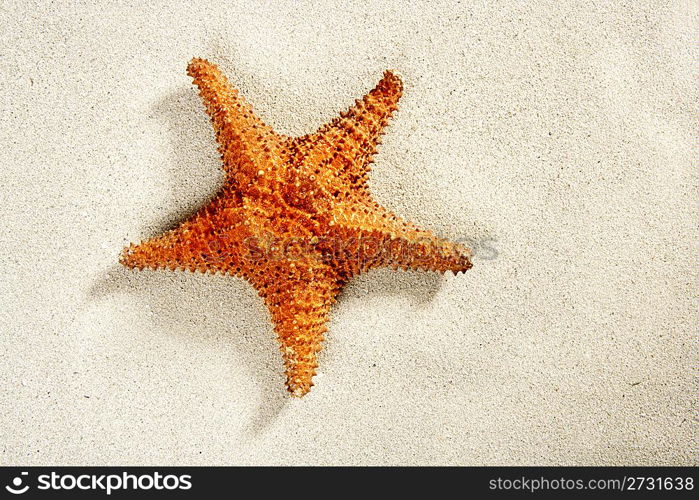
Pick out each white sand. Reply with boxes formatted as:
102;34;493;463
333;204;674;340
1;0;696;465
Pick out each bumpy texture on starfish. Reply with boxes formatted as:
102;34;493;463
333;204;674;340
121;58;472;396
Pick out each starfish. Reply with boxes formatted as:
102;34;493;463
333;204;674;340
121;58;472;396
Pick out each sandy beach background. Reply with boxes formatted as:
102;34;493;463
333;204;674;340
1;0;696;465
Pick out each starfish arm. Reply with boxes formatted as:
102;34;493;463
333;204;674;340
120;227;241;275
251;264;341;397
328;201;472;277
307;71;403;184
120;203;252;275
187;58;279;177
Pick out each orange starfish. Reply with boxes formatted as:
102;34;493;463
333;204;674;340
121;58;472;396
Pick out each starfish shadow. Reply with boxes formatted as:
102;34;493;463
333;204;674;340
346;268;443;306
89;264;290;435
146;87;224;236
